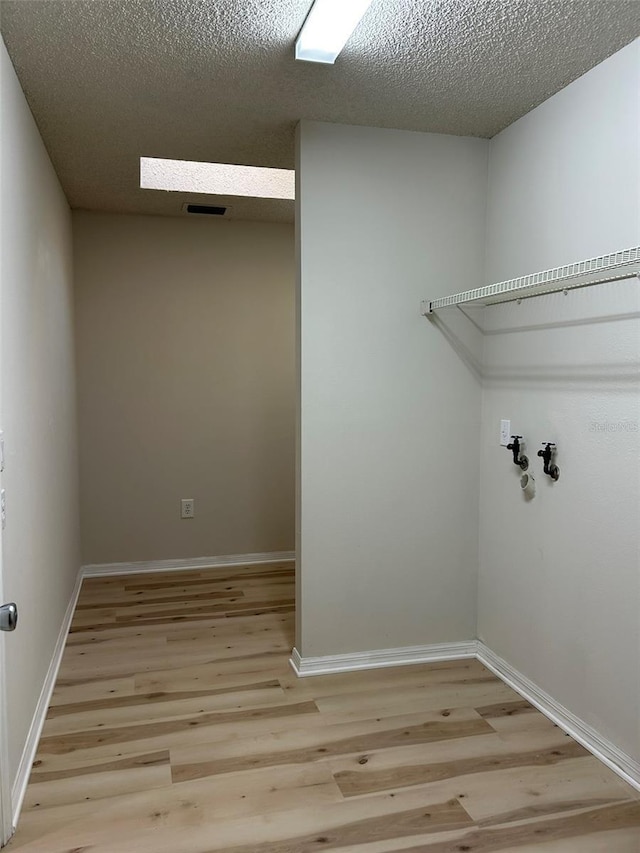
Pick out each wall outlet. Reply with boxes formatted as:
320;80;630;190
181;498;195;519
500;419;511;446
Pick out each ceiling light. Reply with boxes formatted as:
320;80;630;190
140;158;295;200
295;0;374;64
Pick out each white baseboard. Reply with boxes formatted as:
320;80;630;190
81;550;295;578
11;568;84;829
289;641;477;677
290;639;640;792
476;642;640;793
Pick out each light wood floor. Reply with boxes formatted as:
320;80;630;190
8;562;640;852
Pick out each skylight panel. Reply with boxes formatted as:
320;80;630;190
140;158;295;200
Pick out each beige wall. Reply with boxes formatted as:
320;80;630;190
0;39;81;790
73;212;295;565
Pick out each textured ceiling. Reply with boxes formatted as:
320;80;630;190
1;0;639;223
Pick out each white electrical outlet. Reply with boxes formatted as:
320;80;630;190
500;419;511;446
181;498;195;519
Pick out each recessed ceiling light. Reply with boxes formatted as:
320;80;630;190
140;157;295;200
295;0;374;64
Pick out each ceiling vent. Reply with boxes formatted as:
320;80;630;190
182;203;229;216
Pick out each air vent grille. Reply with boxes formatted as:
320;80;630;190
185;204;227;216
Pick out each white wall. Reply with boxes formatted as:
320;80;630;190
0;40;81;786
74;212;295;564
479;40;640;761
296;121;488;656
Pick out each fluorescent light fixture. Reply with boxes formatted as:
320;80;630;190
295;0;374;64
140;157;295;200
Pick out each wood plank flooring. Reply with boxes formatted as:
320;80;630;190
8;562;640;852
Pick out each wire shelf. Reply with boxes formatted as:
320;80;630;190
422;247;640;314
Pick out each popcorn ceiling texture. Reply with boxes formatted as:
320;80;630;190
1;0;638;223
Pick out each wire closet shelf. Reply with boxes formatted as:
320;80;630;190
422;246;640;315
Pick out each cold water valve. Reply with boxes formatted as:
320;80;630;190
506;435;529;471
538;443;560;481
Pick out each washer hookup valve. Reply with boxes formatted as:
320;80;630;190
538;442;560;481
507;436;529;471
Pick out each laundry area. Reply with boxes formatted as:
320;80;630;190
0;2;639;849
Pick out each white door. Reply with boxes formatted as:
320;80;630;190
0;538;13;847
0;76;11;844
0;82;14;844
0;271;12;844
